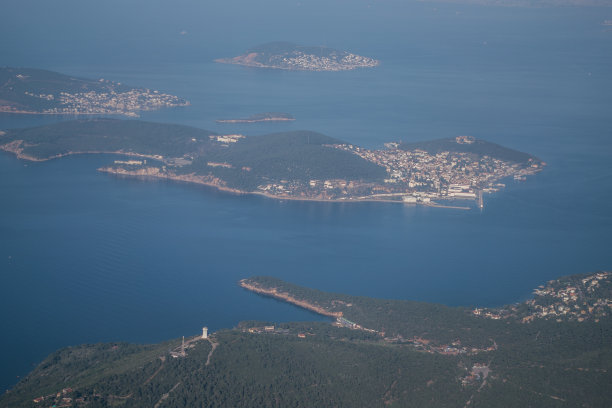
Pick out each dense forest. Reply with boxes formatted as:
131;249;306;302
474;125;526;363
0;119;388;191
1;119;216;159
2;273;611;407
184;131;388;190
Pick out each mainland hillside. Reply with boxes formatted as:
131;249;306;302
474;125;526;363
1;271;610;407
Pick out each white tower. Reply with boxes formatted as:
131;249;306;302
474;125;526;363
202;326;208;339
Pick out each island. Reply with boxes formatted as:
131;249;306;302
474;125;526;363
0;67;189;117
0;118;545;209
216;112;295;124
215;42;380;71
1;271;610;407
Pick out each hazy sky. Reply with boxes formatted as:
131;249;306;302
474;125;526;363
1;0;392;64
3;0;609;68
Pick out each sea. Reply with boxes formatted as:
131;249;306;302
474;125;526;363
1;0;612;392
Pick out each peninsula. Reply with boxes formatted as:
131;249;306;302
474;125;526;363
216;112;295;123
0;67;189;117
0;119;545;209
215;42;379;71
2;271;611;407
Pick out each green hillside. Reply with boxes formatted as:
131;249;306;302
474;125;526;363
246;42;351;61
0;67;188;115
186;131;388;190
1;119;215;159
0;67;128;111
1;119;544;202
0;119;388;191
399;137;539;164
2;273;611;407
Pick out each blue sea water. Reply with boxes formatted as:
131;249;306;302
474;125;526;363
1;0;612;393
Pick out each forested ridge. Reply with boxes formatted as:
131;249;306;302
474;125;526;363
2;273;611;407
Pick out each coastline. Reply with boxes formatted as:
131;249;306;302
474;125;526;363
102;166;472;208
215;58;305;71
239;279;342;318
0;142;168;163
216;118;295;123
0;146;474;209
0;102;189;117
214;58;378;72
0;109;135;117
98;166;247;196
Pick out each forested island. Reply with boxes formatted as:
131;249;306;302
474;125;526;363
215;42;380;71
0;67;189;117
0;119;545;209
1;271;610;407
216;112;295;123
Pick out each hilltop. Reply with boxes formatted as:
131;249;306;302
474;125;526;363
0;67;189;116
215;42;379;71
399;135;535;165
1;271;611;407
0;119;544;208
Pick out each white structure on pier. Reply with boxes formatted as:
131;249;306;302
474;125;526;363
202;326;208;339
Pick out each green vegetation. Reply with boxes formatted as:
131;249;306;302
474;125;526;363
216;112;294;123
0;119;388;191
0;119;544;202
246;42;348;60
0;67;127;112
0;67;188;115
246;112;293;120
243;276;509;347
217;42;379;71
399;137;538;164
2;273;611;407
186;131;387;190
1;119;215;159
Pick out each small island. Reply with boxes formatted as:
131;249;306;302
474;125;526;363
215;42;379;71
0;119;545;209
0;67;189;117
2;271;611;407
216;112;295;124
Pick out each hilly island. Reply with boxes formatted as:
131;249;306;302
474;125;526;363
1;271;610;407
215;42;380;71
0;67;189;117
0;119;544;209
216;112;295;124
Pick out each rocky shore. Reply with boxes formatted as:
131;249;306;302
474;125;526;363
239;279;343;318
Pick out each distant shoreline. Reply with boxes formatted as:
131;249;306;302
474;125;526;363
214;58;302;71
214;58;378;72
0;109;127;116
100;165;471;209
239;279;343;318
214;58;355;72
0;146;473;209
216;118;295;124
